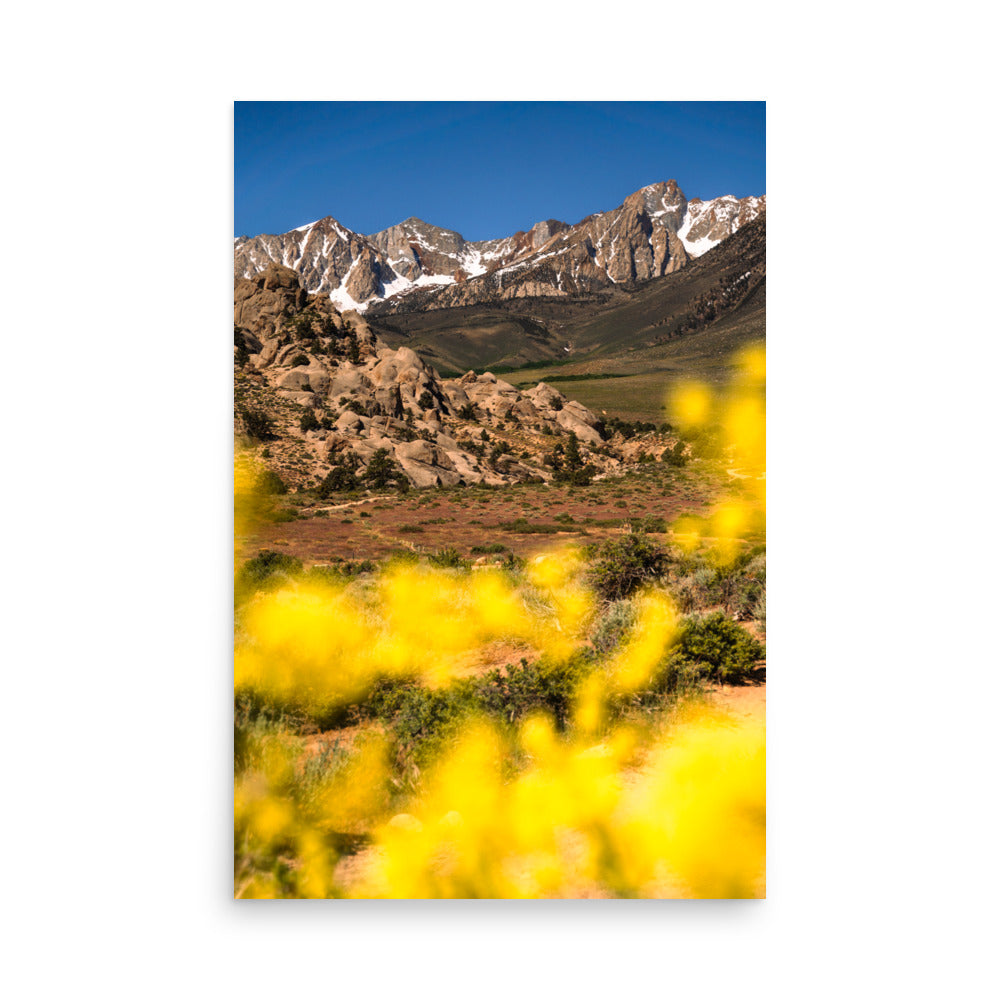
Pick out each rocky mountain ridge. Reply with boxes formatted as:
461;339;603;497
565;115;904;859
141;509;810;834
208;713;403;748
234;181;764;315
235;265;658;491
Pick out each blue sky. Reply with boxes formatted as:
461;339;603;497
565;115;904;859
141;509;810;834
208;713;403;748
234;102;765;240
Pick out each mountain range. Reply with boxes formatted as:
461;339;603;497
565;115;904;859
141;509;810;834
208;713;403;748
234;180;764;314
235;177;766;490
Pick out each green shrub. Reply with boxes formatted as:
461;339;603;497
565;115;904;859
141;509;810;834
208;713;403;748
239;407;275;441
498;519;561;534
489;441;513;466
628;515;666;533
684;425;724;459
705;549;766;619
663;441;688;467
291;354;309;367
338;559;376;577
473;656;591;730
588;532;667;601
299;410;321;432
470;542;508;555
235;549;302;604
670;567;717;613
256;468;287;496
428;547;466;569
671;613;764;683
590;600;638;656
363;679;479;777
365;654;593;760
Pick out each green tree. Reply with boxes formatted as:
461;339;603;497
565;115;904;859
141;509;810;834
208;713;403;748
564;432;583;470
346;331;361;364
239;407;275;441
365;448;397;488
552;432;594;485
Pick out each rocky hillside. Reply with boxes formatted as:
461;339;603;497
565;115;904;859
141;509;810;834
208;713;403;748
363;212;766;378
235;266;655;491
234;181;764;315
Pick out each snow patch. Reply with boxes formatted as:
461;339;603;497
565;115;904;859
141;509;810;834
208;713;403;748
413;273;456;287
330;284;366;313
679;234;721;258
379;271;412;299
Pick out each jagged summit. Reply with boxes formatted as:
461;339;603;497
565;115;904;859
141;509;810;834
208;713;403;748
234;181;765;314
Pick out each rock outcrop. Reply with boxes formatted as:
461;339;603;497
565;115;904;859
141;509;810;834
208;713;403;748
234;266;621;490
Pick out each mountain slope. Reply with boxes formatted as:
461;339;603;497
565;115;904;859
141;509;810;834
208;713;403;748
234;181;764;313
366;213;766;378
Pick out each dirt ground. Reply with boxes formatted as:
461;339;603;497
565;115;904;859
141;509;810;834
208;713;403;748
242;465;721;566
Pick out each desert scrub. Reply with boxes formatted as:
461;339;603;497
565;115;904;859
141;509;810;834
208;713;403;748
255;467;288;496
587;531;668;601
499;519;561;534
679;548;765;619
729;551;766;621
235;549;303;605
590;599;639;656
473;655;592;730
427;547;467;569
670;612;764;683
299;410;321;432
365;679;479;780
363;654;593;777
670;566;719;613
238;407;276;441
470;542;508;555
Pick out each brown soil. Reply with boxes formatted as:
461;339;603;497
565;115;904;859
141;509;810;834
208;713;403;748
243;466;720;567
